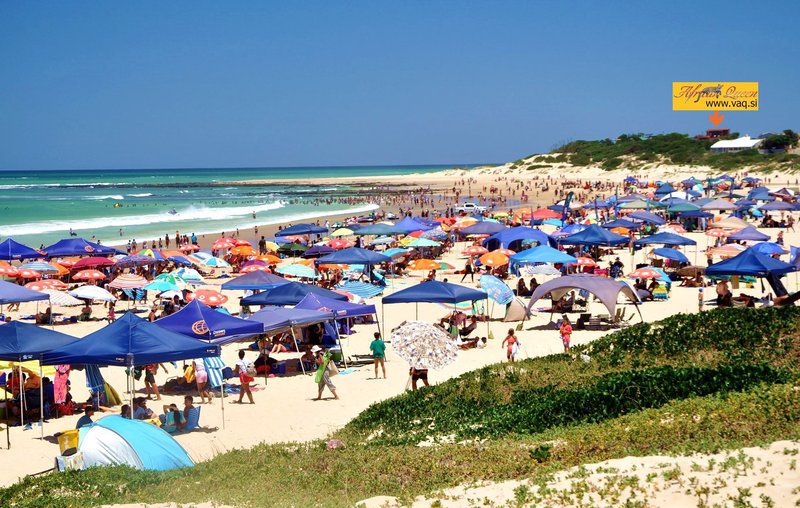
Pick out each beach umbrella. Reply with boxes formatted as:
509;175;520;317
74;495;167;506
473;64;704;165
73;269;107;282
520;264;562;276
71;256;114;269
256;254;281;264
709;243;747;259
331;228;354;237
15;269;41;279
171;267;204;282
24;280;59;291
572;257;598;267
137;249;167;261
240;264;271;273
202;257;231;268
143;280;181;293
370;236;395;245
18;261;59;273
751;242;787;256
628;267;662;279
705;228;729;238
462;246;489;256
108;274;148;289
478;274;514;305
494;248;516;257
186;289;228;307
531;208;562;220
114;255;156;268
383;248;410;259
0;262;19;277
407;238;441;248
154;273;188;288
40;289;83;307
212;238;236;250
407;259;453;271
277;242;309;254
179;244;200;252
230;245;257;257
479;251;509;267
69;285;116;302
261;241;279;253
276;264;319;279
390;321;459;370
677;265;705;277
760;201;795;211
328;239;354;250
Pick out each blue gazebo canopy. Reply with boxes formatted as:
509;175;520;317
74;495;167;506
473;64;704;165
42;238;122;257
705;248;795;277
627;211;666;225
727;226;770;242
315;247;391;266
248;306;333;334
302;245;335;258
353;223;404;236
459;221;507;235
633;231;696;247
651;247;689;263
295;293;376;318
41;312;220;366
0;238;42;261
601;219;641;230
383;280;487;304
241;282;347;306
155;300;262;344
560;225;628;246
275;223;328;237
394;216;435;232
510;245;576;265
0;321;78;361
221;271;291;291
0;280;50;305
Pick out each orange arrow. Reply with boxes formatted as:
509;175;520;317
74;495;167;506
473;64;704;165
709;110;724;126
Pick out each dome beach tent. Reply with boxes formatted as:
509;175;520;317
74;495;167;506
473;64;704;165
72;415;193;472
525;274;642;322
0;321;77;438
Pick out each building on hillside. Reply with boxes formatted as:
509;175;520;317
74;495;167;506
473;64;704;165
695;128;730;140
710;135;764;153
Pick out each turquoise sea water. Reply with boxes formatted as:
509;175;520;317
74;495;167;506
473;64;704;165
0;165;473;248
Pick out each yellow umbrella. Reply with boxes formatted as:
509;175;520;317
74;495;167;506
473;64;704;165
263;241;279;252
331;228;354;237
0;360;56;377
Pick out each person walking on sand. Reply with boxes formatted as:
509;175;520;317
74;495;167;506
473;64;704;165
233;350;255;404
144;363;166;400
501;328;518;362
460;257;475;283
369;332;387;379
559;315;573;353
313;346;339;400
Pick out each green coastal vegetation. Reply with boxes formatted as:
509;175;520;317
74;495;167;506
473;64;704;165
4;306;800;507
510;131;800;172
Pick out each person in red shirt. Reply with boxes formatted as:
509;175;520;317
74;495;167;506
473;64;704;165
559;315;573;353
501;329;518;362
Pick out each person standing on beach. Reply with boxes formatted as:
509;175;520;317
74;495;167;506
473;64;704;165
233;350;255;404
559;316;572;353
502;328;518;362
369;332;387;379
313;346;339;400
144;363;166;400
460;257;474;283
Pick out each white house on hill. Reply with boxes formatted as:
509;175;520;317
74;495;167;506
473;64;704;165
710;135;764;153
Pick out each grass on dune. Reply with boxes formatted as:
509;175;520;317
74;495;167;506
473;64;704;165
2;307;800;507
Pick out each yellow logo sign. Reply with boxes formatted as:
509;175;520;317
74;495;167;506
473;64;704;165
672;82;758;111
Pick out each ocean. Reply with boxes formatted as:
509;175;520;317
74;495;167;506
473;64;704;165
0;165;470;248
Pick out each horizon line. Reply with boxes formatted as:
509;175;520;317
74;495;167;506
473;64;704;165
0;162;496;173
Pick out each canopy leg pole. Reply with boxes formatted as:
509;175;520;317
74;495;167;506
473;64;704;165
18;365;25;428
380;304;385;339
220;368;225;430
415;302;418;321
485;298;490;338
4;385;9;449
333;319;347;369
291;327;305;375
39;363;44;440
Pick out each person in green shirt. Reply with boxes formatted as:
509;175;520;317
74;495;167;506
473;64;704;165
369;332;387;379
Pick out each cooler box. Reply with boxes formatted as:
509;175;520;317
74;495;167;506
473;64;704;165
58;429;80;453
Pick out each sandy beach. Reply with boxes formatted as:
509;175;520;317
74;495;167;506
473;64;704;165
2;159;799;490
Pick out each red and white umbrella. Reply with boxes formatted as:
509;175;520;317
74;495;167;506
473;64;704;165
328;239;353;250
73;269;107;281
705;228;729;238
0;263;19;277
572;257;598;267
24;280;58;291
494;248;516;257
239;264;271;273
462;246;488;256
186;289;228;307
72;256;115;269
179;244;200;252
233;239;252;246
212;238;236;250
628;267;662;279
16;268;41;279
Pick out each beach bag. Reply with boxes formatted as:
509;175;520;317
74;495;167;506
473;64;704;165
184;365;195;384
327;360;339;377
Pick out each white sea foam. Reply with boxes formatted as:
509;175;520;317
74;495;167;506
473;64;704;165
0;182;120;190
88;194;125;200
0;200;286;237
126;193;153;197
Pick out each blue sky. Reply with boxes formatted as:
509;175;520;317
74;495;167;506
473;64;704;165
1;1;798;170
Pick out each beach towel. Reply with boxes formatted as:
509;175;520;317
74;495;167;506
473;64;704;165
54;365;70;404
203;356;226;389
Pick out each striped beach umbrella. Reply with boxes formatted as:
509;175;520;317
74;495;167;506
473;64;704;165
40;289;83;307
276;264;319;279
108;273;148;289
19;261;59;273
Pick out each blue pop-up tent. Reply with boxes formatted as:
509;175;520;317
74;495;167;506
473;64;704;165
295;293;376;318
727;226;770;242
560;225;628;247
627;211;667;225
241;282;347;306
751;242;787;256
0;238;43;261
155;300;263;344
352;223;403;236
41;312;220;367
315;247;392;266
483;227;552;251
706;248;795;277
0;280;50;305
275;223;328;237
221;271;291;291
383;280;487;305
510;245;577;265
394;216;435;232
651;247;689;263
601;219;641;230
42;238;122;257
302;245;335;258
459;221;507;235
633;232;696;247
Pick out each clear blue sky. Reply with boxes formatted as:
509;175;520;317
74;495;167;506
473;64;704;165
1;1;798;170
